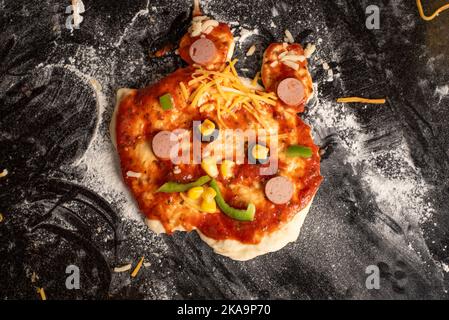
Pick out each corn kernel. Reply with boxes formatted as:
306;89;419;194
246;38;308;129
220;160;235;179
200;199;217;213
201;157;219;177
252;144;269;160
187;186;204;200
200;119;215;136
202;187;217;201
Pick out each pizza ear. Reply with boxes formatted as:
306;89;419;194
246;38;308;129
261;42;314;111
178;6;234;70
192;0;202;17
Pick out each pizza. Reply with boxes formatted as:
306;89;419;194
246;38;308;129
111;7;322;260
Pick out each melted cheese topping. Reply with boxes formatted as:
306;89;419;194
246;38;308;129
229;182;265;206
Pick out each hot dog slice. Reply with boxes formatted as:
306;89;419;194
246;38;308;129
261;43;313;112
277;78;305;107
189;38;217;65
152;131;179;160
265;176;294;204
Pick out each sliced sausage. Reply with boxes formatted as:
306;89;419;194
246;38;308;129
265;176;294;204
152;131;179;160
276;78;305;106
189;38;217;65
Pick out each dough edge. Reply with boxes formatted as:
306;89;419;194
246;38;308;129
145;198;313;261
113;88;315;261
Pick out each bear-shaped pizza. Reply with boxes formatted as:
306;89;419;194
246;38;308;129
111;2;322;260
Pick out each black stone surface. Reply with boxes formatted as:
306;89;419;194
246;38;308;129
0;0;448;299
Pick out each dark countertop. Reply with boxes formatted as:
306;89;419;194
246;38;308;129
0;0;448;299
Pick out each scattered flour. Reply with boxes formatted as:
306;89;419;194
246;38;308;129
443;263;449;273
309;96;434;227
435;85;449;102
114;0;150;47
237;27;260;48
36;46;144;222
35;1;444;285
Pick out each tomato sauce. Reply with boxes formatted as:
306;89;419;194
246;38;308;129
116;63;322;244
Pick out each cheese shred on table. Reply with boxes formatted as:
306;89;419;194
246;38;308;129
416;0;449;21
37;287;47;300
113;264;132;273
131;257;144;278
337;97;386;104
0;169;8;178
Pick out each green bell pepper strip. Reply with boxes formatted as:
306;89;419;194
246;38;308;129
209;179;256;222
159;93;174;110
286;145;313;158
156;176;211;193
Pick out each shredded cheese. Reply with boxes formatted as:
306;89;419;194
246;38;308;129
282;60;299;70
284;29;294;43
251;72;260;87
126;171;142;178
416;0;449;21
242;101;268;128
37;287;47;300
114;264;132;273
337;97;386;104
31;272;38;283
270;60;278;68
179;82;189;101
229;59;239;77
246;44;256;56
185;59;277;128
304;43;316;58
131;257;144;278
0;169;7;178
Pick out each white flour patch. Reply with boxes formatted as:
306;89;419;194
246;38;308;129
307;91;442;277
435;85;449;102
236;27;260;48
64;67;143;221
114;0;150;47
36;46;144;222
80;129;143;222
389;0;416;31
443;263;449;273
308;95;435;229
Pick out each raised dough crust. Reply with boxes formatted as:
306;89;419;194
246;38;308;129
110;88;136;149
145;199;313;261
112;88;315;261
